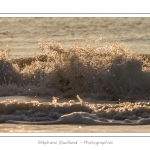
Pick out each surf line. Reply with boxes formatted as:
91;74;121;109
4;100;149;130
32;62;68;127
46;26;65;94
6;112;150;125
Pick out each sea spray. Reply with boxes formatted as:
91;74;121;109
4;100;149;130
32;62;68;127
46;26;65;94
0;40;150;100
76;95;84;106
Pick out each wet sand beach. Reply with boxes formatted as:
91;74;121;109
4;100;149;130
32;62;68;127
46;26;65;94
1;124;150;133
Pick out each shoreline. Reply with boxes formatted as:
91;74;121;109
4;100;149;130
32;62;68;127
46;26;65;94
1;124;150;133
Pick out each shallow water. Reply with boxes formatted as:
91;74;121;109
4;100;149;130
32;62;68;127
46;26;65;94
1;124;150;133
0;96;150;129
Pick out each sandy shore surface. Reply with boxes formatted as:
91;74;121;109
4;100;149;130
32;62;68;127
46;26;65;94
0;124;150;133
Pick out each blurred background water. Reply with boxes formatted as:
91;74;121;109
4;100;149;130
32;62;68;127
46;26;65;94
0;17;150;58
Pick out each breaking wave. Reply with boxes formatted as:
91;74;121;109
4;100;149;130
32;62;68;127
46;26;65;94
1;39;150;125
0;40;150;100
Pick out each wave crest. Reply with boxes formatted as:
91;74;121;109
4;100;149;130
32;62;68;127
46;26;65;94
0;40;150;100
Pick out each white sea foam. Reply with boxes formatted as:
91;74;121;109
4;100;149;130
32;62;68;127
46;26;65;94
0;96;150;125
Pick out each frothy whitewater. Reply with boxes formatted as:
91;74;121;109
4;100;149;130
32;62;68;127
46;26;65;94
0;40;150;125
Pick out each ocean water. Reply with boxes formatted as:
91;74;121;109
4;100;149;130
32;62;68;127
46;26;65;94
1;17;150;132
1;17;150;59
